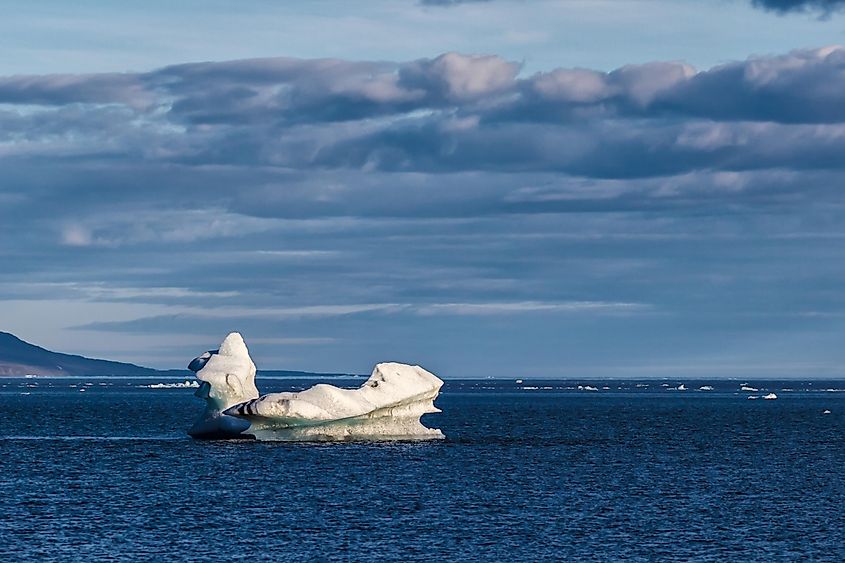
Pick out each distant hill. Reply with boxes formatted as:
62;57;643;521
0;331;361;378
0;331;167;376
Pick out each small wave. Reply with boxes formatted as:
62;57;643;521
699;386;714;391
741;386;758;392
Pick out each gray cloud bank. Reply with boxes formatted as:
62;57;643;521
2;47;845;375
752;0;845;13
3;47;845;179
419;0;845;15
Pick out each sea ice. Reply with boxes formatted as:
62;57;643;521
188;332;444;441
144;380;200;389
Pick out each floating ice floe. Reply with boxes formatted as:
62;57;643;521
144;380;201;389
823;410;831;415
763;393;778;400
188;332;444;441
698;386;714;391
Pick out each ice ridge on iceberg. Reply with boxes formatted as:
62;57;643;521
187;332;444;441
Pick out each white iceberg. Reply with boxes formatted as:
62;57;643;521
188;332;444;441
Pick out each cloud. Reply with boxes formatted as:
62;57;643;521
398;53;520;102
751;0;845;14
71;300;650;334
413;300;647;315
422;0;845;16
0;73;153;108
3;47;845;182
4;47;845;375
60;224;93;247
419;0;492;5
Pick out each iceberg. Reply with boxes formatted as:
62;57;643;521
187;332;444;441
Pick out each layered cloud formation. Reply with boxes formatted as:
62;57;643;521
5;47;845;175
2;47;845;375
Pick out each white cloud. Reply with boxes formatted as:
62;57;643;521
60;224;93;247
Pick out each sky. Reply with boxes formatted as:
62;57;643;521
2;0;845;377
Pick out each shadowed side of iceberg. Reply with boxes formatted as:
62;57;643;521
187;332;259;439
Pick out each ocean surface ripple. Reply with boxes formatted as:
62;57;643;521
1;377;843;561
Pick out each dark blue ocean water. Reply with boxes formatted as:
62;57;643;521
1;377;843;562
